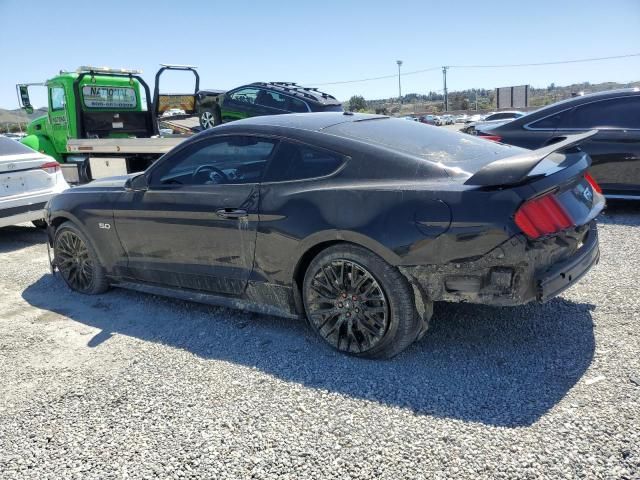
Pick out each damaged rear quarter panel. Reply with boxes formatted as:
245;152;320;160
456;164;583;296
254;176;456;286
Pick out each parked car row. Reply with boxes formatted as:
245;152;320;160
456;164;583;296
401;114;456;125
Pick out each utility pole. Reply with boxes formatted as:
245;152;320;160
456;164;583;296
442;66;449;112
396;60;403;104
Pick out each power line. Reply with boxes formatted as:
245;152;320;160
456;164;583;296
449;53;640;69
307;66;440;86
304;53;640;87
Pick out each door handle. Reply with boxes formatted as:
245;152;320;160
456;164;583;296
216;208;248;219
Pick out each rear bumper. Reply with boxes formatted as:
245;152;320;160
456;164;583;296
0;206;46;228
537;225;599;302
399;222;600;307
0;199;47;228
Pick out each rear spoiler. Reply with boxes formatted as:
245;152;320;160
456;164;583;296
465;130;598;187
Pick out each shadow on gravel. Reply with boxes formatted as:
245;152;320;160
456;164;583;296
598;200;640;226
0;225;47;253
23;274;595;427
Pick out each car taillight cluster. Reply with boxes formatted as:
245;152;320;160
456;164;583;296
40;161;60;174
585;172;602;193
478;134;502;143
514;193;573;239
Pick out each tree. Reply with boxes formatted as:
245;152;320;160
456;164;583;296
348;95;367;112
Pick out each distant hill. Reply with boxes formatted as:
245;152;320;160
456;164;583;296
0;107;47;126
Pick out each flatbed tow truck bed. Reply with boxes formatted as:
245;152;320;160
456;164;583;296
67;137;187;155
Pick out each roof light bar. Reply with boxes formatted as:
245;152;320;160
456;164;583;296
76;66;143;74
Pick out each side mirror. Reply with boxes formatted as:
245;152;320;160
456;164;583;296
125;173;149;192
18;85;33;113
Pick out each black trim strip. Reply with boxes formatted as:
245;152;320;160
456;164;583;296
0;201;47;218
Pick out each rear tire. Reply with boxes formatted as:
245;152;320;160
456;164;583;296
302;244;421;359
53;221;109;294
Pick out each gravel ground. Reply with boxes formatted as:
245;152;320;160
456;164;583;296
0;203;639;479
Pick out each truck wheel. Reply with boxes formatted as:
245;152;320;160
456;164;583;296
199;109;217;129
53;222;109;294
302;244;421;359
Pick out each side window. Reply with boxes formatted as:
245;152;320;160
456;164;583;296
50;87;66;111
264;142;345;182
227;88;259;105
255;89;288;111
528;111;566;130
150;136;276;186
286;96;309;113
565;97;640;129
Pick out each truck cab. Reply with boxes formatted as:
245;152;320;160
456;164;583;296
17;66;185;183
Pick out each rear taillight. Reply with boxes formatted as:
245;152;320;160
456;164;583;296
585;172;602;194
514;193;573;239
479;134;502;143
40;161;60;174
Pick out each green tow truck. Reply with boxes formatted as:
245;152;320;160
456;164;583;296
17;65;200;183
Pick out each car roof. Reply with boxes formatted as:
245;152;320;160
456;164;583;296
210;112;383;133
247;82;342;106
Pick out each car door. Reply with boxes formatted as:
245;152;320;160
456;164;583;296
556;96;640;195
48;84;70;154
112;135;278;295
220;87;272;123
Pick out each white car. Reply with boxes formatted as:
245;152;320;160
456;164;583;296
483;111;525;121
0;137;69;228
161;108;187;117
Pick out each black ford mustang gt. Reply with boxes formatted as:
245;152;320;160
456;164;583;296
45;113;605;358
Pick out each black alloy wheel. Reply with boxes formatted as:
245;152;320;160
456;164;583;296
306;259;390;354
53;222;109;295
55;230;94;292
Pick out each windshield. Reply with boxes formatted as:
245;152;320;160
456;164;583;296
324;117;526;174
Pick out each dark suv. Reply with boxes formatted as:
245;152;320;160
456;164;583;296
196;82;343;129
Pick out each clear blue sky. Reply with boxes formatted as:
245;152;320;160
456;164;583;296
1;0;639;108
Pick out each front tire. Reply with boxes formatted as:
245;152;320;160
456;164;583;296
53;222;109;294
199;107;221;129
302;244;421;359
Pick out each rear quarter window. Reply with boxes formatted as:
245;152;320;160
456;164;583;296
264;142;345;182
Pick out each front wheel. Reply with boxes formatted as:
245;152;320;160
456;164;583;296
199;107;221;129
302;244;423;359
53;222;109;294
